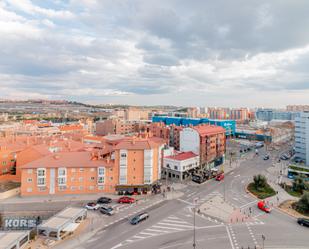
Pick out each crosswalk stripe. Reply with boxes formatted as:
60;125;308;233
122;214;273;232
163;219;190;224
167;216;182;220
152;225;184;231
132;235;147;239
139;232;157;236
157;222;193;228
145;228;169;233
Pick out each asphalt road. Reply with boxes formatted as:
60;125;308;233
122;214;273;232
68;144;309;249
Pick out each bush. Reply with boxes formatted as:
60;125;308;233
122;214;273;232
253;174;267;190
292;175;307;194
294;192;309;215
248;182;276;199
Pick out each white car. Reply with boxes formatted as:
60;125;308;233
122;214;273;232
85;202;100;210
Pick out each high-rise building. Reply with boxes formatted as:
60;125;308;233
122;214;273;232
295;112;309;166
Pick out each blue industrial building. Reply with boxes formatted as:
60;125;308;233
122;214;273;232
152;117;236;135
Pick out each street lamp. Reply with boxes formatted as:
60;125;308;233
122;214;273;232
262;234;266;249
193;198;198;249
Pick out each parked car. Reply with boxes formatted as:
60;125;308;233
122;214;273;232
280;155;288;160
257;201;271;213
297;218;309;227
85;202;100;210
130;212;149;225
97;197;112;204
216;174;224;181
99;206;114;216
118;196;135;204
263;155;270;160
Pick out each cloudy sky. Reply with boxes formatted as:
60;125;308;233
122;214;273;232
1;0;309;107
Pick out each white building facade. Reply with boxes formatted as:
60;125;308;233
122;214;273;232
295;112;309;166
163;152;199;181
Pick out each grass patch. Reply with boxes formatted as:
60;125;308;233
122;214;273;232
248;182;276;199
282;184;303;197
289;165;309;173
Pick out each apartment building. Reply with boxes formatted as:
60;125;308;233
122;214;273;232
180;125;226;168
124;107;150;121
96;119;141;136
295;112;309;166
20;136;165;196
0;147;15;175
230;108;249;121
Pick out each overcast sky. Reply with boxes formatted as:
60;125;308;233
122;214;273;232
1;0;309;107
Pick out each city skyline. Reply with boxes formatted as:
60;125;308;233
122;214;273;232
1;1;309;107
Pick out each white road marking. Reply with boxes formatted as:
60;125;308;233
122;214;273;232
226;226;236;249
152;225;184;231
157;222;193;228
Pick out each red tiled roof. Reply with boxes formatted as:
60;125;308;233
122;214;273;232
114;137;164;150
165;151;198;161
193;125;225;136
21;151;111;169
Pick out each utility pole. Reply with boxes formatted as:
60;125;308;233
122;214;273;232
193;198;197;249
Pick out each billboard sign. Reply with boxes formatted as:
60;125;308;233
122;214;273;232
3;217;39;230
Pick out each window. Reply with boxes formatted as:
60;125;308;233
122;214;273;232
27;169;33;174
110;177;113;180
58;168;67;186
58;177;66;185
58;168;66;176
79;177;83;182
79;186;84;190
37;168;46;186
166;164;170;168
89;186;94;190
37;168;46;177
90;177;95;181
59;186;66;191
98;167;104;176
174;166;178;170
2;161;6;165
98;167;105;185
71;177;75;182
98;186;104;190
121;153;127;158
38;187;46;192
70;186;76;191
27;178;32;183
98;176;104;184
37;178;45;186
79;168;84;172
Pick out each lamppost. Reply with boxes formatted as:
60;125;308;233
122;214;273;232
262;234;266;249
193;198;198;249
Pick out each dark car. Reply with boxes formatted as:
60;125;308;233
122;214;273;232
130;212;149;225
297;218;309;227
263;155;270;160
100;206;114;216
97;197;112;204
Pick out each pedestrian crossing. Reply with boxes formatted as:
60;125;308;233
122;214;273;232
121;215;194;245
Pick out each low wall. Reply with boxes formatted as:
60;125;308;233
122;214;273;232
0;187;20;200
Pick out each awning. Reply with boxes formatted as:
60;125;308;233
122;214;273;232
62;223;79;232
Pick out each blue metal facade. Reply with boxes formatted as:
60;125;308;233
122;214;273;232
151;117;236;135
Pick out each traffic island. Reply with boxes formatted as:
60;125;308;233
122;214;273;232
278;200;309;219
247;182;276;199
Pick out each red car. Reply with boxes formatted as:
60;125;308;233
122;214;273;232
216;174;224;181
118;196;135;204
257;201;271;213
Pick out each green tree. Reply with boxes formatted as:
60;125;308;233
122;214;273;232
295;192;309;214
253;174;267;190
292;175;306;194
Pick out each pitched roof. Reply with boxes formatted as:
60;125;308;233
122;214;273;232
193;125;225;136
165;151;198;161
114;137;164;150
21;151;111;169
